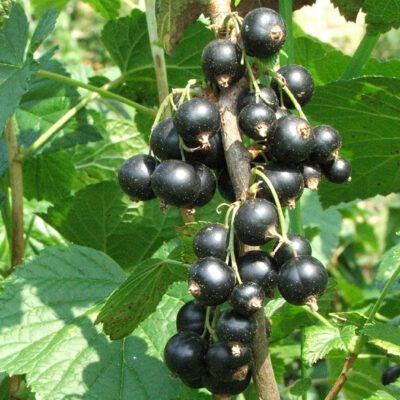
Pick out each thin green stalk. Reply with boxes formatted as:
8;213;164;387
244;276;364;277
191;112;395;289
228;205;242;284
301;306;335;329
341;32;380;80
279;0;294;65
35;69;156;116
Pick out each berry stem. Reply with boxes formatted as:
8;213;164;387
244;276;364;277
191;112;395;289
205;306;218;341
228;205;242;284
301;306;334;328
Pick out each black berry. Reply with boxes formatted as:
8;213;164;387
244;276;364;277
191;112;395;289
273;233;312;268
202;39;245;88
237;84;279;113
310;125;342;164
189;162;216;208
151;160;200;207
241;7;287;59
239;103;277;141
118;154;157;201
275;107;291;120
202;370;251;395
322;157;352;184
174;98;220;148
188;257;235;306
382;366;400;385
230;282;265;316
217;168;236;203
278;255;328;310
301;163;322;191
193;223;229;260
150;118;181;160
180;377;204;389
271;64;314;108
176;301;208;335
234;199;279;246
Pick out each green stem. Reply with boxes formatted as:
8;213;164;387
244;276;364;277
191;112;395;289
229;205;242;284
301;328;307;400
301;306;335;329
35;70;156;116
279;0;294;65
341;32;380;80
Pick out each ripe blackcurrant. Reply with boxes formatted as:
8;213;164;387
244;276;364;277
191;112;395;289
310;125;342;164
271;64;314;108
239;103;277;141
270;115;315;164
180;377;204;389
193;223;229;260
230;282;265;316
188;257;235;306
202;370;251;395
273;233;312;268
275;107;291;120
301;163;322;191
150;118;181;160
278;255;328;310
234;199;279;246
257;162;304;209
241;8;286;59
322;157;352;184
216;309;257;345
176;300;208;335
151;160;200;207
202;39;245;88
174;98;220;148
206;342;252;382
164;332;208;380
217;168;236;203
382;366;400;385
237;84;279;113
118;154;157;201
238;250;278;297
189;162;216;208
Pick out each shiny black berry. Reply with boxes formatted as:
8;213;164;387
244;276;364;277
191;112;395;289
310;125;342;164
278;255;328;310
151;160;200;207
118;154;157;201
257;163;304;209
273;233;312;268
202;370;251;395
180;377;204;389
322;157;352;184
241;7;286;59
217;168;236;202
216;310;257;345
237;84;279;113
193;223;229;260
202;39;245;88
270;115;315;164
189;162;216;208
238;250;278;297
301;163;322;191
239;103;277;141
382;366;400;385
188;257;235;306
230;282;265;316
176;301;208;335
275;107;291;120
164;332;208;380
150;118;181;160
271;64;314;108
234;199;279;246
174;98;220;148
206;342;252;382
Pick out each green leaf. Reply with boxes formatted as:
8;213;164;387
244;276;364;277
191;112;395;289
305;77;400;207
377;243;400;283
289;378;312;396
331;310;368;328
30;8;59;52
330;0;363;21
83;0;121;19
96;256;189;340
303;325;356;366
0;372;9;400
31;0;69;16
362;322;400;356
0;191;5;209
363;58;400;79
363;0;400;34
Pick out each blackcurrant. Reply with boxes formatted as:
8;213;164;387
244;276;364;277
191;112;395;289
188;257;235;306
174;98;220;148
234;199;279;246
193;223;229;260
149;118;181;160
301;163;322;191
216;309;257;345
230;282;265;316
241;7;286;59
217;168;236;202
238;250;278;297
322;157;352;184
239;103;277;141
257;162;304;209
202;39;245;88
278;255;328;310
164;332;208;380
176;300;208;335
118;154;157;201
382;366;400;385
189;162;216;208
180;377;204;389
271;64;314;108
206;342;252;382
151;160;200;207
275;107;291;120
270;115;315;164
273;233;312;268
237;84;279;113
202;370;251;395
310;125;342;164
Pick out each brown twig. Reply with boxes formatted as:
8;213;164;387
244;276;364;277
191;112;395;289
325;354;357;400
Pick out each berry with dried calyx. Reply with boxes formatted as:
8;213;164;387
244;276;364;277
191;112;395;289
237;84;279;113
239;103;277;141
230;282;265;316
193;223;230;260
322;157;352;184
301;163;322;190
